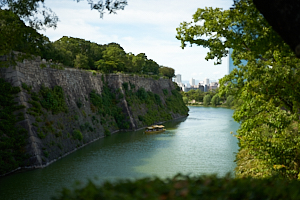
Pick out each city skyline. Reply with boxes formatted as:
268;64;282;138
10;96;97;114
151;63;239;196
175;74;218;85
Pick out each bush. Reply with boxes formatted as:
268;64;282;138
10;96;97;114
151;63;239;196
72;129;83;141
53;174;300;200
122;82;129;91
136;88;148;101
211;94;220;107
203;94;211;106
182;97;188;104
39;85;68;114
154;94;161;105
162;89;168;95
104;127;111;136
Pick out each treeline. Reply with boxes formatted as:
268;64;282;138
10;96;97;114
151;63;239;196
181;89;240;107
0;9;175;78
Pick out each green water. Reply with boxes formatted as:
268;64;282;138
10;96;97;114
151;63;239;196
0;106;239;200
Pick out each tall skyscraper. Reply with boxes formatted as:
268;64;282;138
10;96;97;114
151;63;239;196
228;48;247;74
189;78;195;86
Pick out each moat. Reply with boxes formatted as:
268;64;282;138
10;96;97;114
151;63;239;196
0;106;239;200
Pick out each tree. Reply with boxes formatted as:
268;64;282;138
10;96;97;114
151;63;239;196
203;94;211;106
0;0;127;30
225;95;234;108
211;94;219;107
129;53;147;73
0;9;49;66
182;96;188;104
177;0;300;179
95;44;126;72
74;53;89;69
0;0;128;66
159;66;175;79
144;59;160;75
182;90;205;102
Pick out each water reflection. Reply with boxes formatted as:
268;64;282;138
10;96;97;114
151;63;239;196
0;107;239;200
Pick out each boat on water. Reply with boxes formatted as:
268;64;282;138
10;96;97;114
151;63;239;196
144;125;166;133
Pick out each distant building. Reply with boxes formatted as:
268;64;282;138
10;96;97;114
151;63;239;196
198;84;204;92
228;48;247;74
175;74;182;83
204;78;209;85
204;85;208;92
183;86;203;92
189;78;195;86
209;82;219;91
182;79;205;92
177;82;185;90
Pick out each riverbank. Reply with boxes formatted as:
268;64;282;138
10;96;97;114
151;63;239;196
186;103;230;108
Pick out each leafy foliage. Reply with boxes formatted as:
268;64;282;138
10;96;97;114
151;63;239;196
159;66;175;79
0;0;58;30
211;94;220;107
177;0;300;179
1;0;127;31
53;174;300;200
72;130;83;141
39;85;68;114
182;89;221;104
203;95;211;106
74;53;89;69
90;83;129;130
123;84;188;126
94;44;127;73
0;9;174;78
0;78;28;175
165;90;189;116
225;95;235;108
0;9;50;67
136;88;148;101
162;89;168;96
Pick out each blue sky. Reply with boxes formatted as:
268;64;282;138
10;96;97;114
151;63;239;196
40;0;234;82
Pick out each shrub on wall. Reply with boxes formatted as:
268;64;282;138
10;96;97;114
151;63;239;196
72;129;83;141
90;83;129;130
40;85;68;114
136;88;148;101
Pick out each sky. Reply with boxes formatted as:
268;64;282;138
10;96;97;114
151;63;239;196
40;0;234;82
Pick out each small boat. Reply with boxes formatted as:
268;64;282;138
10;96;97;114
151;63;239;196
144;125;166;133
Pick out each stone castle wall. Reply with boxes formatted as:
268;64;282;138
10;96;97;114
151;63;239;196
0;56;181;170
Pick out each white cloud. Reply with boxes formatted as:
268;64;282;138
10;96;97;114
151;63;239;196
40;0;232;81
